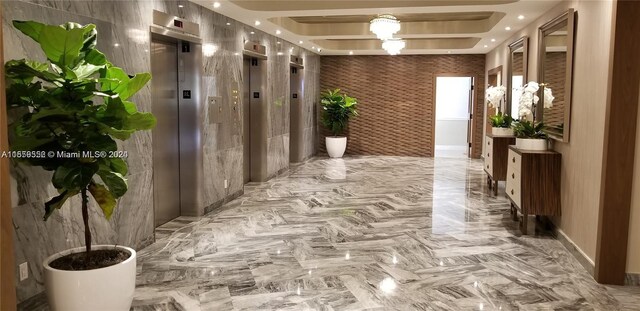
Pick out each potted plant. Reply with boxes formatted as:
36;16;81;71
489;112;514;136
486;85;513;135
5;20;155;310
513;81;554;151
320;89;358;158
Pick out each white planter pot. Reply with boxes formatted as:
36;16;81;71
326;136;347;158
44;245;136;311
491;127;514;136
515;138;548;151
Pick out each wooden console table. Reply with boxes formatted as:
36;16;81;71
484;134;516;195
505;146;561;234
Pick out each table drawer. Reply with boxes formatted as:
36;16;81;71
506;174;521;207
508;149;522;173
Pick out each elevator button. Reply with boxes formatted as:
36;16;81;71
253;92;260;98
183;90;191;99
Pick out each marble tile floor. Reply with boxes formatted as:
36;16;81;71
19;156;640;310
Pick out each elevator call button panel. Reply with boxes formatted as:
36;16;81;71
253;92;260;99
183;90;191;99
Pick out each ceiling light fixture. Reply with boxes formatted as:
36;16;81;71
382;38;405;55
317;48;322;52
484;45;488;48
505;26;511;31
491;38;496;42
276;30;281;35
518;15;525;20
254;20;261;26
349;51;354;55
226;22;231;26
213;2;221;8
178;4;184;8
370;14;401;40
250;31;255;34
299;40;303;44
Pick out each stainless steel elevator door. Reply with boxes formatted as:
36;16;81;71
151;40;181;227
242;58;251;183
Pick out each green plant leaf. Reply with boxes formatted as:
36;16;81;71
52;161;98;190
102;66;151;100
12;20;45;43
5;59;61;82
37;25;86;69
124;112;157;130
97;170;127;198
88;182;116;219
107;158;128;176
44;189;79;220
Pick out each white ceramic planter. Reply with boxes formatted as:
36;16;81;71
44;245;136;311
515;138;548;151
491;127;514;136
326;136;347;158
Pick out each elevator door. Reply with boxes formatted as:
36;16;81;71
242;58;251;183
151;40;180;226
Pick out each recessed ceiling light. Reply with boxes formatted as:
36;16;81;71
491;38;496;42
277;52;284;56
226;22;231;26
311;46;316;50
505;26;511;31
234;52;239;56
518;15;525;20
114;43;120;47
178;4;184;8
213;2;221;8
254;21;261;26
276;30;281;35
277;41;281;44
317;48;322;52
349;51;354;55
484;45;488;48
250;31;255;34
299;40;303;44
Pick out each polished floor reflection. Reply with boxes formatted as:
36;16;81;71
22;156;640;310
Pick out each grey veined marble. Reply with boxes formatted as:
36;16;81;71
20;156;640;310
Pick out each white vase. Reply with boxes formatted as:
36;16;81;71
326;136;347;158
492;127;514;136
515;138;548;151
44;245;136;311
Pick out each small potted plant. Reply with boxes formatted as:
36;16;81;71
489;112;514;136
5;20;156;310
320;89;358;158
513;81;554;150
486;85;513;135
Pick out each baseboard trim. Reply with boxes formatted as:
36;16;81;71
204;189;244;215
554;227;595;276
625;273;640;286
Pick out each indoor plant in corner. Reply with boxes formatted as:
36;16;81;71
486;85;513;136
5;20;155;310
321;89;358;158
512;81;554;151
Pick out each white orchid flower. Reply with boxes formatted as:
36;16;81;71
543;87;555;109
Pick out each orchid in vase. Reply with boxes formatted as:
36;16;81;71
486;85;507;114
513;81;554;150
486;85;514;136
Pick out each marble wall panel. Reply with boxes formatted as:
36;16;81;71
4;0;320;303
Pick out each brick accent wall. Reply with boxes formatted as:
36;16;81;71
319;55;486;158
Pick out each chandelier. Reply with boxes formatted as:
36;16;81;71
382;38;406;55
370;14;401;40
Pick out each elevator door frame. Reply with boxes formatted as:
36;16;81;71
242;54;268;183
289;65;304;163
150;28;204;227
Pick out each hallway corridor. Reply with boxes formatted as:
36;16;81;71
95;157;638;309
17;157;640;310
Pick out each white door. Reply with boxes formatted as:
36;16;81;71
434;77;473;158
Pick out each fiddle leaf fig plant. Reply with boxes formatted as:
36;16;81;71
320;89;358;136
5;20;156;257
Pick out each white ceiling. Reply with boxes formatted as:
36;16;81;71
190;0;561;55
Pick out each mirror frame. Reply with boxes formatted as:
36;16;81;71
506;36;529;119
537;9;576;142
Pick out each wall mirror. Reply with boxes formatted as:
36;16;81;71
507;37;528;120
538;9;575;142
486;65;503;133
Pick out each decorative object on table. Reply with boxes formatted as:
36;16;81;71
320;89;358;158
5;20;156;311
486;85;514;136
512;81;554;151
506;145;561;234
